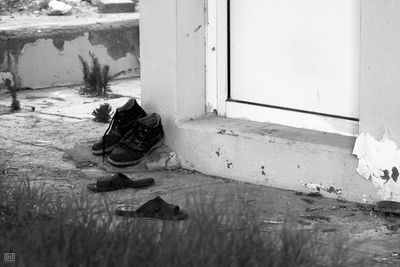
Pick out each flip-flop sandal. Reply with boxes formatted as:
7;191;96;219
115;196;188;220
87;173;155;192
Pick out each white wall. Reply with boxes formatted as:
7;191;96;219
141;0;206;147
360;0;400;144
351;0;400;201
140;0;400;202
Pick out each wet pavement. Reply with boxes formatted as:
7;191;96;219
0;79;399;266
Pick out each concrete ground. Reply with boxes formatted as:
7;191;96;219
0;78;399;266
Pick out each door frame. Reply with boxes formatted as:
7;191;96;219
206;0;359;136
206;0;229;116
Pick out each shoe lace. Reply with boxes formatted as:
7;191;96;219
102;112;120;160
123;123;149;148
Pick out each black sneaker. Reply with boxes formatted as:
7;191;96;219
92;98;146;156
108;113;164;166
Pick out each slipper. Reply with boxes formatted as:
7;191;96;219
115;196;188;220
87;173;155;192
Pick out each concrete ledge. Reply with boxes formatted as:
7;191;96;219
0;15;140;89
174;116;378;203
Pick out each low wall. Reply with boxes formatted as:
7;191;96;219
0;18;140;89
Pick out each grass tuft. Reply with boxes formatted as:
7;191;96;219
92;103;113;123
0;181;365;267
78;52;111;97
2;78;21;112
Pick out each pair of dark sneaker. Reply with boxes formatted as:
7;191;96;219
92;98;164;167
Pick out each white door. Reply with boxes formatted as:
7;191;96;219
227;0;360;135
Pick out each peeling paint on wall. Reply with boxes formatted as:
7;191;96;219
0;72;14;89
353;132;400;201
226;160;233;169
303;182;342;196
261;166;266;176
216;129;239;137
0;31;85;87
88;27;140;60
51;33;85;51
0;24;140;89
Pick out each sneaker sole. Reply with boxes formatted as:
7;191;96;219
107;136;164;167
92;145;115;156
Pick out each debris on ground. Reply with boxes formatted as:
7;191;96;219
355;203;376;215
371;252;400;265
300;215;331;222
295;191;323;198
0;0;96;16
305;206;323;212
261;220;284;225
330;204;348;210
376;200;400;215
48;0;72;15
307;192;323;197
63;142;180;172
301;198;315;204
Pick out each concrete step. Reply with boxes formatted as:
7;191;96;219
0;14;140;90
175;116;378;203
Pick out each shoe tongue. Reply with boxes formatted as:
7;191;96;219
116;98;136;112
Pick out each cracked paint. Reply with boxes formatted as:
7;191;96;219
353;132;400;201
88;27;139;60
226;160;233;169
185;24;202;38
1;31;84;87
391;167;399;182
303;182;342;195
216;129;239;137
0;24;139;88
193;25;202;33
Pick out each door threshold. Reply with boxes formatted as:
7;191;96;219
225;101;359;137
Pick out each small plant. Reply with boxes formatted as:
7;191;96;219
92;103;113;123
78;52;111;96
3;78;21;112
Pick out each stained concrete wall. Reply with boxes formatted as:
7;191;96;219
0;20;140;89
140;0;400;202
354;0;400;201
140;0;373;202
141;0;206;147
360;0;400;144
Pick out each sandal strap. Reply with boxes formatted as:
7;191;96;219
135;196;186;219
96;173;130;189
